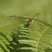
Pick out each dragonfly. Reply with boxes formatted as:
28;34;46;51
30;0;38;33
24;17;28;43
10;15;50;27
9;13;39;27
9;13;52;27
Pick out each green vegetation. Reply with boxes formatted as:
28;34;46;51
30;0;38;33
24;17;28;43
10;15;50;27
0;0;52;52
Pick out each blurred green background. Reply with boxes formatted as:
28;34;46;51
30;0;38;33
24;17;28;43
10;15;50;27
0;0;52;52
0;0;52;25
0;0;52;16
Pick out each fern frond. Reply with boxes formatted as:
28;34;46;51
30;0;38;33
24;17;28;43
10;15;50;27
8;26;34;52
